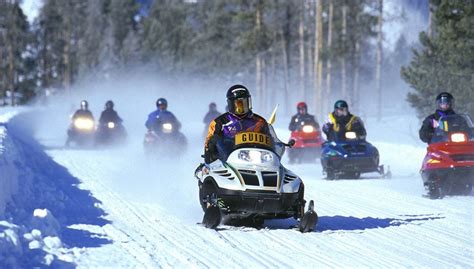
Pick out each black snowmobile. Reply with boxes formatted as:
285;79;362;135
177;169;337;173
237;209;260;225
66;114;95;147
95;120;127;146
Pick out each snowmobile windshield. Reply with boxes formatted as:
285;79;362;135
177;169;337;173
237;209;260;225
216;125;285;161
431;114;474;143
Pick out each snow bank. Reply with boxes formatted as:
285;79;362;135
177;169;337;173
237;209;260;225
0;108;22;219
0;109;89;267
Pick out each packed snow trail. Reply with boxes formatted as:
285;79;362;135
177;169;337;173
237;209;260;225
5;109;473;267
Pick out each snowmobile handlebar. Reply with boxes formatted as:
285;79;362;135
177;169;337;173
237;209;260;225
284;139;296;148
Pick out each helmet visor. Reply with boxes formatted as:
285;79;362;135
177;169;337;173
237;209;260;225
437;96;454;111
335;107;348;117
233;97;251;115
159;103;167;111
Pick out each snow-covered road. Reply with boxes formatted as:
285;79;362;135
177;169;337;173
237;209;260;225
2;108;473;267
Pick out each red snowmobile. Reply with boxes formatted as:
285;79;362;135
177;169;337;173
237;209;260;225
288;122;324;163
421;114;474;199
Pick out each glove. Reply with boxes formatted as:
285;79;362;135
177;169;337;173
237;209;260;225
431;119;439;128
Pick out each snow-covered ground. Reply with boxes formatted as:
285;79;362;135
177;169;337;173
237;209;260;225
1;106;473;268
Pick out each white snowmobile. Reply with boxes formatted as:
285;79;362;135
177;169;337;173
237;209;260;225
194;109;318;232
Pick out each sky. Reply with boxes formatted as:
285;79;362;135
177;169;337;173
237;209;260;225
20;0;43;24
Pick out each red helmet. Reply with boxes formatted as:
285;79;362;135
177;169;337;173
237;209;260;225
297;102;307;114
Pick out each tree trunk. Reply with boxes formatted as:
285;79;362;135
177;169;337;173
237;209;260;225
305;0;313;102
376;0;383;121
284;3;291;115
6;3;15;106
255;0;263;112
341;2;347;101
63;21;71;91
325;0;333;115
8;42;14;106
353;39;361;114
270;46;277;108
298;0;305;101
281;31;290;115
42;29;50;90
262;56;267;114
314;0;324;118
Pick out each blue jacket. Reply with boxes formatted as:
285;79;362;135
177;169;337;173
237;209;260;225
145;110;181;131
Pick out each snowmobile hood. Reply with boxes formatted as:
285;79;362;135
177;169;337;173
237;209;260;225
428;141;474;156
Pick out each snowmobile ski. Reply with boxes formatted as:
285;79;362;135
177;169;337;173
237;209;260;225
202;193;222;229
298;200;318;233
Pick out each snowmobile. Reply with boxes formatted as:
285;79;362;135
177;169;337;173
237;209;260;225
421;114;474;199
288;122;324;163
95;120;127;146
194;109;318;233
143;121;187;156
320;131;390;179
66;115;95;147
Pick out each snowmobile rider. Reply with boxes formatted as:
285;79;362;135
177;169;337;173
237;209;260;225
66;100;94;146
145;98;181;132
289;102;320;132
71;100;94;121
99;100;123;126
204;84;270;164
203;102;221;125
419;92;456;144
322;100;366;142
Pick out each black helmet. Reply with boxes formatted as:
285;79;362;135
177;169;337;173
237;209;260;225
436;92;454;111
226;84;252;116
105;100;114;110
156;98;168;110
80;100;88;110
334;100;348;110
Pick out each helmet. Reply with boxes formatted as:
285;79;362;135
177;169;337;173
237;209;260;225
334;100;348;110
105;100;114;110
226;84;252;116
297;102;307;114
209;102;217;111
80;100;88;110
436;92;454;111
156;98;168;111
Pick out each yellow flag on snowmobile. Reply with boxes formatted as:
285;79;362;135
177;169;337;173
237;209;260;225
268;104;279;125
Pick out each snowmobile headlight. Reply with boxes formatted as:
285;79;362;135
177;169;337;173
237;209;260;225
238;150;252;162
345;132;357;140
261;151;274;163
450;132;466;143
74;118;94;130
238;150;273;164
162;123;173;133
302;125;314;133
107;122;115;129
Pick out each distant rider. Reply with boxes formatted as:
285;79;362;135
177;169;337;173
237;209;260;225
99;100;122;126
322;100;366;142
203;102;221;125
419;92;456;144
71;100;94;121
204;84;270;164
66;100;94;146
145;98;181;132
289;102;320;132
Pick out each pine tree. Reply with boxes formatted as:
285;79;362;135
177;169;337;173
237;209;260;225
0;1;32;105
402;0;474;117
